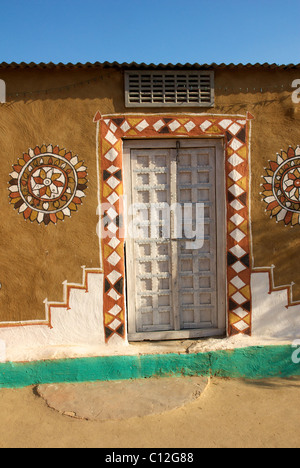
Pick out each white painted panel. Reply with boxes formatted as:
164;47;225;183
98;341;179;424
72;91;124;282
177;147;217;330
0;80;5;103
131;149;173;332
252;272;300;339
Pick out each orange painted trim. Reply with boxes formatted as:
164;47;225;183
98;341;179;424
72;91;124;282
98;113;253;341
0;321;50;329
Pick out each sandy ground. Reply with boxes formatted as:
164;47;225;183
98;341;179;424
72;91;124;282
0;377;300;448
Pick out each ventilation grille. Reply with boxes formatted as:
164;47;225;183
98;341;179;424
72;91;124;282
125;70;214;107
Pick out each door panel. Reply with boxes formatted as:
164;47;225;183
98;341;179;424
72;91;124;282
177;147;217;330
131;148;173;332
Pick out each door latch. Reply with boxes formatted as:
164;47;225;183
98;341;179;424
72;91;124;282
176;140;180;161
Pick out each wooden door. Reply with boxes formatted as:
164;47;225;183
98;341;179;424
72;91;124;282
124;139;226;341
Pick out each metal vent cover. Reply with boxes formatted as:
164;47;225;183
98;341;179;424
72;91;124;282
125;70;214;107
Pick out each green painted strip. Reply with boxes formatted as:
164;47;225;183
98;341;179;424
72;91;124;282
0;345;299;389
209;345;300;379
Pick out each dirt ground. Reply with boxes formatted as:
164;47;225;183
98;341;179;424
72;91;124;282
0;376;299;448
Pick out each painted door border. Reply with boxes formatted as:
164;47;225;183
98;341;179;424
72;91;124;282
95;112;253;344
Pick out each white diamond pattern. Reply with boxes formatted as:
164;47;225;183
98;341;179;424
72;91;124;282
234;320;249;331
230;199;244;211
228;123;241;135
109;122;118;133
105;130;118;145
153;120;165;131
233;308;249;319
107;192;119;205
232;292;247;305
107;165;119;174
228;153;244;167
107;222;118;234
107;176;120;190
107;251;121;266
107;207;118;220
108;304;122;316
231;261;246;274
230;138;243;151
230;228;246;243
108;237;121;249
108;318;121;330
108;289;121;301
200;120;212;131
169;120;180;131
105;148;118;162
230;276;246;290
136;120;149;132
230;245;246;258
107;270;122;285
219;119;232;129
229;169;243;182
230;213;244;226
228;184;244;197
185;121;196;132
121;121;131;132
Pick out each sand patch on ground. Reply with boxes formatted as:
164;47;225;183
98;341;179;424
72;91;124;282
36;376;209;420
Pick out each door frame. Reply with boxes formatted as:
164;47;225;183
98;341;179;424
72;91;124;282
123;138;226;341
98;113;252;344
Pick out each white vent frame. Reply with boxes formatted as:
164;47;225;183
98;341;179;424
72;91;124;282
125;70;214;108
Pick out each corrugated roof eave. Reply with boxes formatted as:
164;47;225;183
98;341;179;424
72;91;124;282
0;61;300;70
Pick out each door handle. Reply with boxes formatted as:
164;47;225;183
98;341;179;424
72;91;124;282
176;140;180;161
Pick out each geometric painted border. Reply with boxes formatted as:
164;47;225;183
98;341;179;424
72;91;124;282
95;112;254;343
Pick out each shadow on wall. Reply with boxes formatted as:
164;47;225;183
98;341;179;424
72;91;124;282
0;68;124;108
0;66;294;114
218;93;291;115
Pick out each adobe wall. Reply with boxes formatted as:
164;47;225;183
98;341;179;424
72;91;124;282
0;65;299;361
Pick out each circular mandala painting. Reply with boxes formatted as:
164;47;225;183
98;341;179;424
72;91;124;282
262;146;300;227
9;145;88;225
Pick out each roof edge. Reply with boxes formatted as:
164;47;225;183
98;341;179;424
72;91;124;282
0;61;299;70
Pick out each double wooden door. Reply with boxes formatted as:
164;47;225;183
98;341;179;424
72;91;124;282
124;139;226;341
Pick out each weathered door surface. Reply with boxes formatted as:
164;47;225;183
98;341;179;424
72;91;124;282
124;140;226;341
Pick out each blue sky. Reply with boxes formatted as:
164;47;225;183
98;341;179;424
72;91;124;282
0;0;299;65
